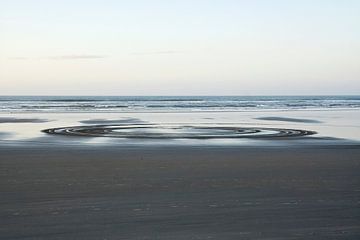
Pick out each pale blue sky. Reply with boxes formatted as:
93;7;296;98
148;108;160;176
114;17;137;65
0;0;359;95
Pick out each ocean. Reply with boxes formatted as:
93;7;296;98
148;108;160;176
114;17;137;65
0;95;359;112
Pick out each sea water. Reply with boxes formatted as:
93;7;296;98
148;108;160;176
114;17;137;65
0;96;359;113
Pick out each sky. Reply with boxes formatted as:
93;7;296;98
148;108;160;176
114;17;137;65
0;0;359;95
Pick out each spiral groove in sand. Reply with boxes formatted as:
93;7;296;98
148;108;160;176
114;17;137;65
42;124;316;139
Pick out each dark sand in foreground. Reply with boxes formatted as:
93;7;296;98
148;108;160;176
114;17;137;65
1;144;359;239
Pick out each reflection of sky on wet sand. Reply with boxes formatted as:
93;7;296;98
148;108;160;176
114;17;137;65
0;110;359;146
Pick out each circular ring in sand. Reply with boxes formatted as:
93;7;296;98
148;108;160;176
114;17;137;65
42;124;316;139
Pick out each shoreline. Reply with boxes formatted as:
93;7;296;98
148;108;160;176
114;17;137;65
1;109;360;144
1;107;360;114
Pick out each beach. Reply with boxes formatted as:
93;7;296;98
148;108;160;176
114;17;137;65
1;144;359;239
0;96;359;239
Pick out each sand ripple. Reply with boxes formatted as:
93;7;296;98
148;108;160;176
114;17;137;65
42;124;316;139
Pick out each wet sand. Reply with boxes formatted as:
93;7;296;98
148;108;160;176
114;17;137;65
1;144;359;239
0;117;49;123
255;117;322;123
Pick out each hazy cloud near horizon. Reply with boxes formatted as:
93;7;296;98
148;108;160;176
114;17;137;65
47;55;107;60
0;0;359;95
130;50;181;55
7;51;180;60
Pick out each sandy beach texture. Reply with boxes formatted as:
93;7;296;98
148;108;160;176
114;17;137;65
1;144;359;240
0;109;359;239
